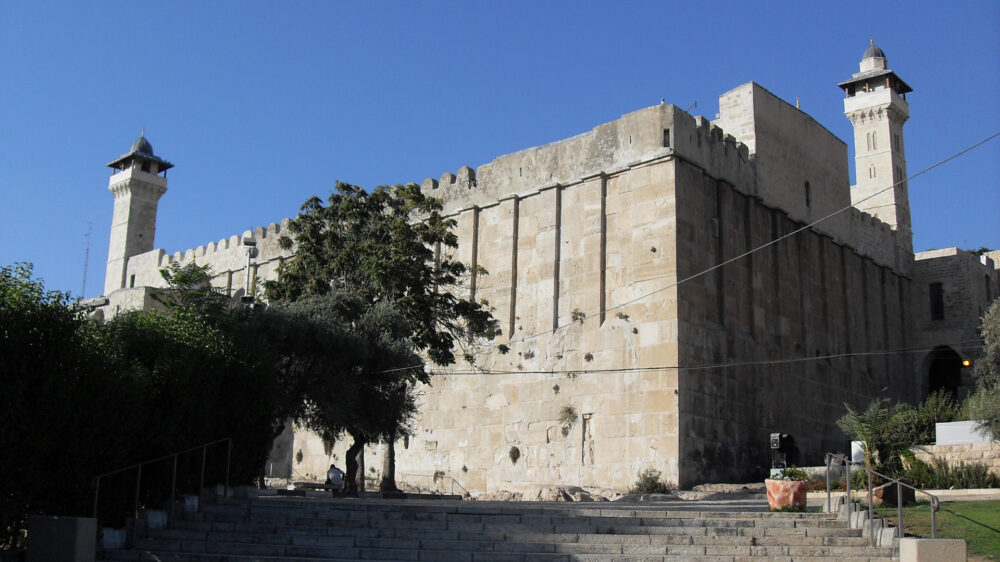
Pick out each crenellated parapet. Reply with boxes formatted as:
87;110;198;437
848;207;913;275
419;102;754;215
120;218;296;298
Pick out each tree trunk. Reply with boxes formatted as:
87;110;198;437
344;439;365;495
356;444;366;492
379;437;400;492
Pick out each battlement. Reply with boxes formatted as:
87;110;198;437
420;102;753;214
848;207;912;274
120;218;295;294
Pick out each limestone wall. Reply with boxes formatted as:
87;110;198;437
714;82;852;246
673;156;915;485
117;219;294;298
912;442;1000;477
394;155;686;494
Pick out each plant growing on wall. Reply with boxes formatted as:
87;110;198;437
571;308;586;325
628;468;674;494
509;446;521;464
559;405;578;436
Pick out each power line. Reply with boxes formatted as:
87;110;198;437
424;340;983;377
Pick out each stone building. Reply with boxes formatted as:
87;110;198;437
93;44;998;491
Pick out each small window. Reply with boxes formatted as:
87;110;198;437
141;162;150;173
129;274;136;288
662;128;671;148
929;282;944;321
866;132;871;151
872;132;877;150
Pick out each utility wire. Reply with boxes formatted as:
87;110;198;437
424;340;984;377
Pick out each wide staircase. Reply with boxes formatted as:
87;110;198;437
98;492;897;562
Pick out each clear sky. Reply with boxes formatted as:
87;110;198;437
2;1;998;299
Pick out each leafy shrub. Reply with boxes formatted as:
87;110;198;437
905;457;999;490
629;468;674;494
771;466;809;481
807;478;832;492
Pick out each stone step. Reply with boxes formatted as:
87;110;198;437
155;523;871;547
121;537;895;561
101;496;897;562
189;505;840;530
105;552;898;562
211;498;834;521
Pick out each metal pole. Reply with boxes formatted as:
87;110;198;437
931;499;937;539
92;477;100;519
845;458;852;521
200;445;207;494
170;455;178;526
825;454;831;513
897;481;903;539
867;469;874;547
225;439;231;497
134;465;143;521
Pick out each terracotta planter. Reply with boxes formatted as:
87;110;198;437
764;478;808;510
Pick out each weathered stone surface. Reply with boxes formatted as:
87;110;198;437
870;481;916;506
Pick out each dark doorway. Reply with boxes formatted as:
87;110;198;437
924;346;962;398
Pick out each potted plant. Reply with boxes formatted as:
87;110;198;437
765;466;809;511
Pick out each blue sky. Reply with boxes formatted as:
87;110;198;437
2;1;998;298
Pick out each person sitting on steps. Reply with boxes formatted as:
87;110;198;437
326;463;344;495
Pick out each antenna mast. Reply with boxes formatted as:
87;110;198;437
81;222;92;297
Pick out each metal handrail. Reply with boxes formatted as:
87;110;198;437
825;452;940;546
92;437;232;525
398;473;467;496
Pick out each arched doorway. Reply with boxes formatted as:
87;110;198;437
922;346;962;398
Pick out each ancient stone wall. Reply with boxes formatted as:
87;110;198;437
118;219;294;298
673;155;915;486
396;155;685;494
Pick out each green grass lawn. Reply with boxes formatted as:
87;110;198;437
872;500;1000;560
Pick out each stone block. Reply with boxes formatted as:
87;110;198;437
27;516;96;562
100;527;126;550
898;538;966;562
870;481;916;506
145;510;167;530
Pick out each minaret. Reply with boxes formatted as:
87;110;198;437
839;40;913;241
103;132;173;295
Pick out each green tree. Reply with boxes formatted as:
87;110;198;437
153;259;231;319
0;264;142;548
967;301;1000;440
837;398;894;472
264;182;505;491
